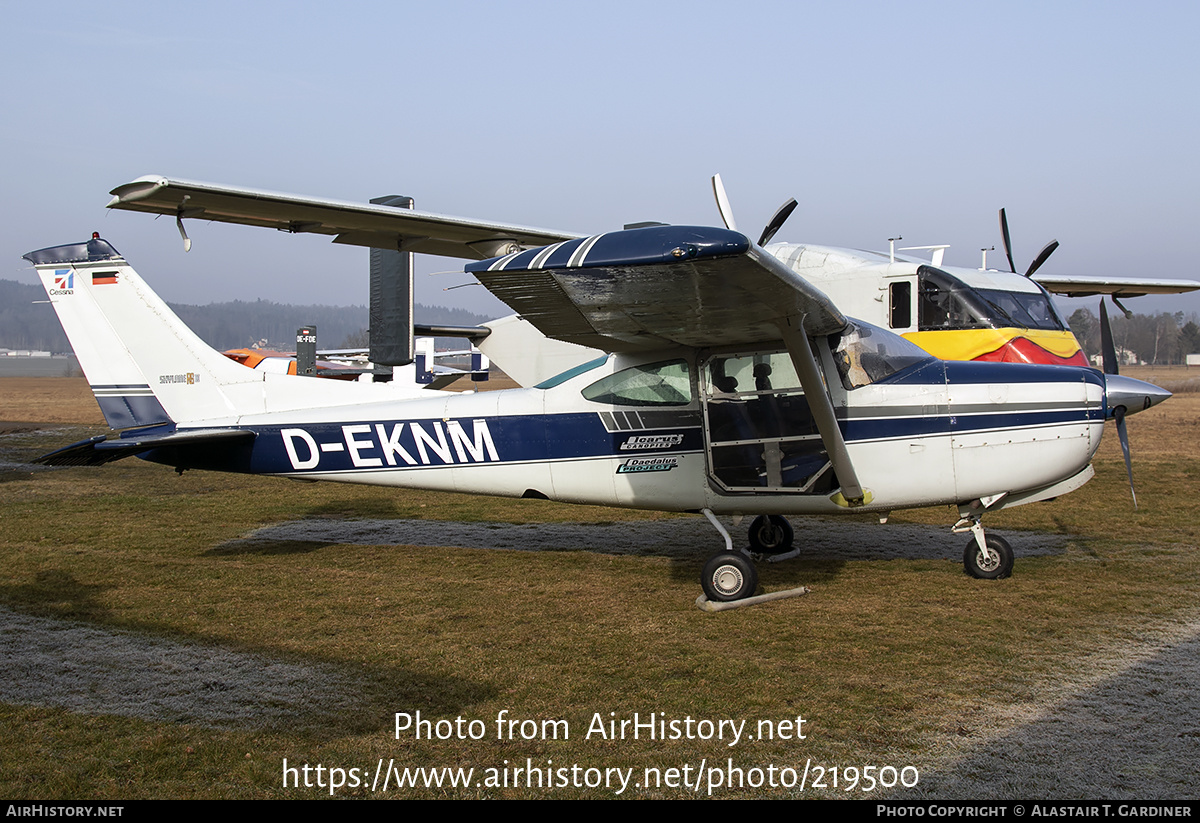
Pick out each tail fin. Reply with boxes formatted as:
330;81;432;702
26;238;263;428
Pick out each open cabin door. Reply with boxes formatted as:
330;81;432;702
700;349;835;494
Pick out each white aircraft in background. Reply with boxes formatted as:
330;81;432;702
104;174;1200;379
27;221;1169;603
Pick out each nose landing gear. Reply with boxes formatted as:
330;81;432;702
954;516;1014;579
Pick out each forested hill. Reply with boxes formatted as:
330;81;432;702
0;279;490;352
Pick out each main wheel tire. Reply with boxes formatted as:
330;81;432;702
701;552;760;602
963;534;1014;580
748;515;794;555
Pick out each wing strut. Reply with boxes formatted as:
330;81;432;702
777;317;867;506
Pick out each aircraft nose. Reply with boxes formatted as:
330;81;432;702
1104;373;1172;419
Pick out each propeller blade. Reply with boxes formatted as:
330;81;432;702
1114;406;1137;509
1100;300;1119;375
999;208;1016;273
1025;239;1059;278
758;198;798;246
711;174;738;232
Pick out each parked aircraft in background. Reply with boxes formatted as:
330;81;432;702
104;174;1200;375
223;337;490;390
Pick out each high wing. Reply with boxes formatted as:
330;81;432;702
463;225;847;352
107;175;581;260
469;225;1200;511
465;224;865;503
1033;274;1200;298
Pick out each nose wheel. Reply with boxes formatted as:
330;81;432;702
954;516;1014;579
963;534;1014;579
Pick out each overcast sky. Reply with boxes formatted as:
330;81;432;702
3;1;1198;320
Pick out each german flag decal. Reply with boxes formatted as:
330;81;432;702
92;271;119;285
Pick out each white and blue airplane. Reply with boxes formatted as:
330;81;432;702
27;226;1169;603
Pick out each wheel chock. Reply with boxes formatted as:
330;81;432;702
695;585;811;611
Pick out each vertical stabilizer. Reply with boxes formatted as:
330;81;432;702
26;238;263;428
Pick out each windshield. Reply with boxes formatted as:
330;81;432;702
918;266;1066;332
830;322;934;389
974;288;1066;331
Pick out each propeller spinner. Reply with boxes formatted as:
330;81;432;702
1098;300;1171;509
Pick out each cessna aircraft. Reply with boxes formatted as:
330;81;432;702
102;174;1200;374
27;225;1170;603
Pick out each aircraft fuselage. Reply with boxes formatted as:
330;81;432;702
142;348;1106;518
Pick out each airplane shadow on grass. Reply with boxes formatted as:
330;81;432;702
208;516;1071;589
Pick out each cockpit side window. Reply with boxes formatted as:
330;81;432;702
582;359;692;407
918;266;984;330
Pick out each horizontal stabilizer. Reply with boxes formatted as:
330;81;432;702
36;428;255;467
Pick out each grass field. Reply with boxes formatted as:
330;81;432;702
1;373;1198;799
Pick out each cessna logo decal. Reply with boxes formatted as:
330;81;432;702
281;419;499;470
49;269;74;295
619;434;685;451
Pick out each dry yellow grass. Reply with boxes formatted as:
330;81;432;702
0;377;104;425
1;373;1197;799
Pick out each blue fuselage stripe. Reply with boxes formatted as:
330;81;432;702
141;400;1102;476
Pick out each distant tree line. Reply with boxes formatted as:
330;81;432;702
0;279;489;353
12;273;1196;365
1068;307;1200;366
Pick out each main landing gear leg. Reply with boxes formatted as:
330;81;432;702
699;509;759;602
953;516;1014;580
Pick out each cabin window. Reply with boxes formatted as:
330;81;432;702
890;281;912;329
535;355;609;389
582;359;692;407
